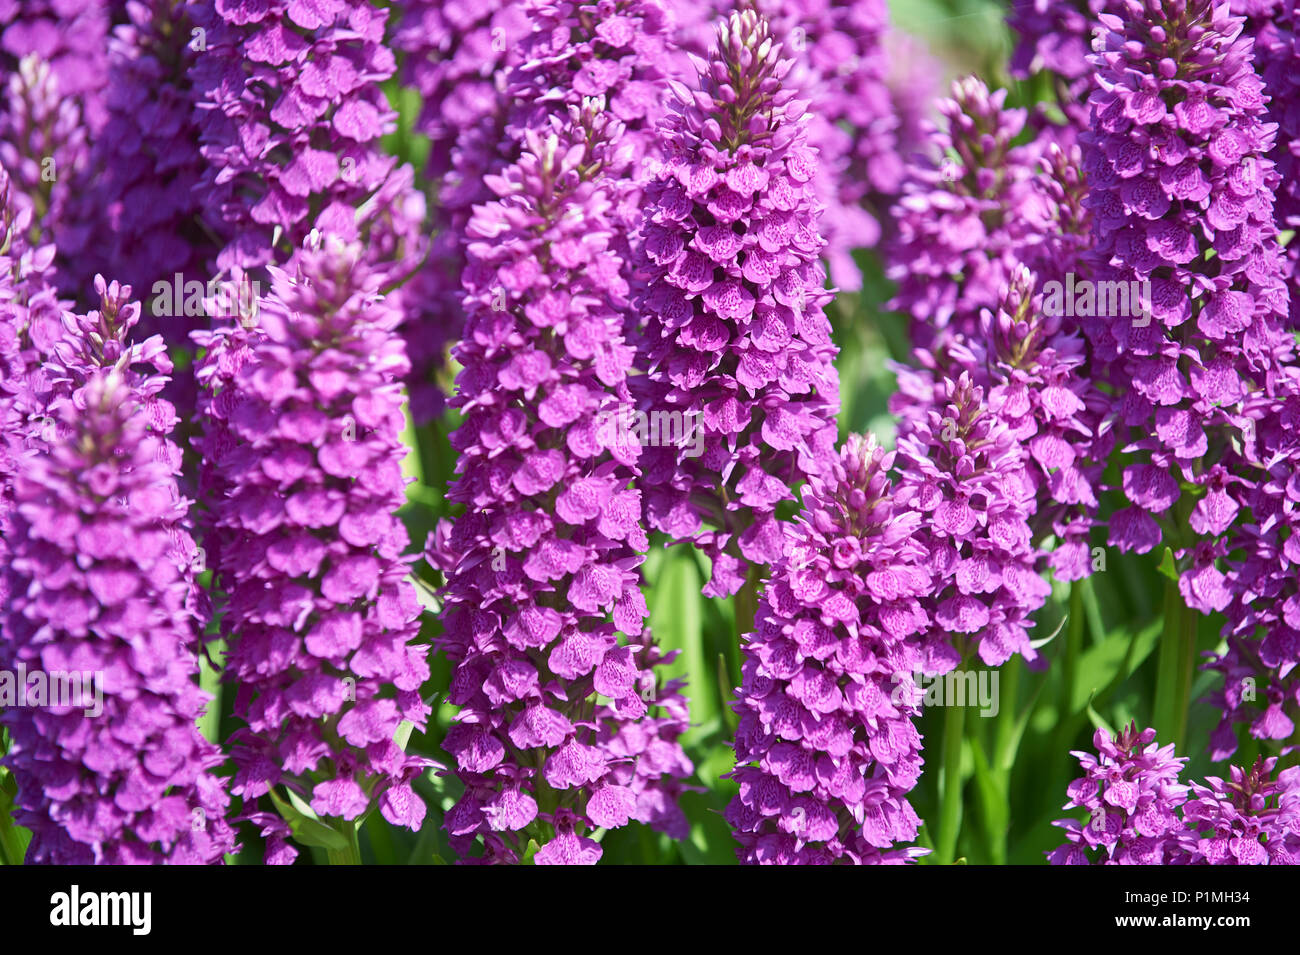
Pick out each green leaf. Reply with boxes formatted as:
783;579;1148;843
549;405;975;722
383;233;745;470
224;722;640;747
1069;619;1161;714
267;788;351;853
1028;612;1068;650
0;764;32;865
677;791;739;866
1156;546;1178;582
394;719;414;753
648;546;711;743
716;653;738;734
1086;696;1115;737
521;839;541;865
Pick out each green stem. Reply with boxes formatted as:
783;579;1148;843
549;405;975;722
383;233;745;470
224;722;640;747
326;821;362;865
1062;583;1084;712
989;654;1021;865
935;693;967;865
992;655;1021;773
198;640;223;745
1048;584;1086;767
1175;601;1197;753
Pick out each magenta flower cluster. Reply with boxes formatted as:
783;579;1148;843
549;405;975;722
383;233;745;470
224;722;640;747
1051;724;1300;864
886;76;1081;350
436;102;692;863
191;0;422;277
2;267;236;864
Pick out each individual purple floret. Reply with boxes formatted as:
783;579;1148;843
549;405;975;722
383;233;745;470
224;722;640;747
194;242;432;859
636;8;841;599
728;433;929;864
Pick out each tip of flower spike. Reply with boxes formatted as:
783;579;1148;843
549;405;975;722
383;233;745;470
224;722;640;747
690;7;799;152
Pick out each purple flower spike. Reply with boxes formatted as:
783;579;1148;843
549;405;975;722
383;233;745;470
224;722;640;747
190;0;424;278
391;0;529;422
887;75;1077;350
397;0;682;423
0;1;111;131
1048;723;1193;865
636;8;841;598
436;101;692;865
895;370;1050;669
1;365;237;865
0;55;96;289
393;0;529;184
195;242;432;859
891;263;1112;585
0;162;64;549
1079;0;1300;754
1184;757;1300;864
752;0;898;289
728;433;930;864
1245;2;1300;327
75;0;213;325
1050;726;1300;864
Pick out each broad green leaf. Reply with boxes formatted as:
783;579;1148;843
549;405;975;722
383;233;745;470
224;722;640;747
1069;619;1161;714
648;546;711;743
